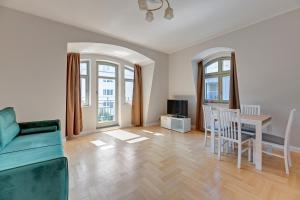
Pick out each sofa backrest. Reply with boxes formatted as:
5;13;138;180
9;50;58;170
0;107;20;150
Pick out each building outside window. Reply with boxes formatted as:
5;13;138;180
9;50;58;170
124;66;134;104
80;60;90;107
204;57;231;103
97;62;118;125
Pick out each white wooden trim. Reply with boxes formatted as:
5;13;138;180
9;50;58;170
144;121;160;127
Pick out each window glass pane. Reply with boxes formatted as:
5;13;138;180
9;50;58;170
80;62;88;75
125;67;134;80
125;80;133;104
222;60;231;71
98;64;116;77
80;77;87;105
205;62;218;74
205;77;219;101
222;76;230;101
98;78;116;122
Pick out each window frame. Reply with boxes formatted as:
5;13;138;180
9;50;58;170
80;60;90;107
96;61;119;127
204;57;231;104
124;66;134;104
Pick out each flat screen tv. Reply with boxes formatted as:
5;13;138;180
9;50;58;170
167;100;188;118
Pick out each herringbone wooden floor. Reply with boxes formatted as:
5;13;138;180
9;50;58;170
65;127;300;200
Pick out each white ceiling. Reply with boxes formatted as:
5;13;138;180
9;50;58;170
67;42;154;65
1;0;300;53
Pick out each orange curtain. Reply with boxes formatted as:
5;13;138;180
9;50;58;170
131;64;143;126
195;61;205;132
229;52;240;109
66;53;83;139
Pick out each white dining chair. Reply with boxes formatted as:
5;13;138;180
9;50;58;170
241;105;261;115
202;105;213;146
241;105;261;136
217;109;252;168
261;109;296;175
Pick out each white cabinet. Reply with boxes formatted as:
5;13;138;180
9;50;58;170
161;115;171;129
160;115;191;133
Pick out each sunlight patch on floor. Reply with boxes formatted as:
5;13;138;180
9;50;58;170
104;130;140;141
90;140;106;146
154;133;164;136
142;130;154;134
100;145;115;150
127;137;149;143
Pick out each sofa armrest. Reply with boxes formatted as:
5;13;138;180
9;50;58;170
18;120;61;135
0;157;68;200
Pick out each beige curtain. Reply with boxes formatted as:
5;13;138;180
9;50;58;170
66;53;83;139
195;61;205;132
131;64;143;126
229;52;240;109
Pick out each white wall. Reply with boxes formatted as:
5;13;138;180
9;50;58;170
0;6;168;135
79;54;155;133
169;8;300;147
142;63;155;126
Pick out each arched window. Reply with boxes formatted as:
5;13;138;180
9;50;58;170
204;57;231;103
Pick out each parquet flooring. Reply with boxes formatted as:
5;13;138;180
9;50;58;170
64;126;300;200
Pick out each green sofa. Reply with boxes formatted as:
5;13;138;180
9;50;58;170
0;107;68;200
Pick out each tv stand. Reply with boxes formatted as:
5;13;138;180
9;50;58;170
160;115;191;133
170;114;186;118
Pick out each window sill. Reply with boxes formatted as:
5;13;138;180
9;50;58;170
204;101;228;105
204;102;229;109
81;105;91;108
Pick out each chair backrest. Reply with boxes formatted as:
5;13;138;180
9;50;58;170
218;109;241;142
284;109;296;148
202;105;212;130
241;105;261;115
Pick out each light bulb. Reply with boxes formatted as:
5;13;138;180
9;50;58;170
164;6;174;20
145;11;154;22
138;0;148;10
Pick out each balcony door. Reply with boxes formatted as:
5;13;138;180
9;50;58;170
96;61;118;127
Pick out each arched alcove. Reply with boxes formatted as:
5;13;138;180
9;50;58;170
191;47;235;93
67;42;155;132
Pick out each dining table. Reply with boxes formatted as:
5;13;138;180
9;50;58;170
210;113;272;170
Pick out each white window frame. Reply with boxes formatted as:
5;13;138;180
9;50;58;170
80;60;90;107
124;66;134;104
204;57;231;104
96;61;119;127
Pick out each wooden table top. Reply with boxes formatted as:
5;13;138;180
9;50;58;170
241;114;272;123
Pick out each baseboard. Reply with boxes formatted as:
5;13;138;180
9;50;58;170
144;121;160;127
80;129;101;135
290;145;300;153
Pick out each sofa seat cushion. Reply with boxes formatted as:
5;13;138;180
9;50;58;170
0;131;62;154
0;107;20;150
0;145;64;171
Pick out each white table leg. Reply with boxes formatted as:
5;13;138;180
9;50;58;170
255;122;262;170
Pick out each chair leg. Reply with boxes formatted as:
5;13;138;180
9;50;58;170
237;142;242;169
284;149;290;175
288;150;292;167
218;137;221;160
248;140;252;162
227;142;230;154
252;139;256;164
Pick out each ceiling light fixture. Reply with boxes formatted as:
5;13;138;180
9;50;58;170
138;0;174;22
